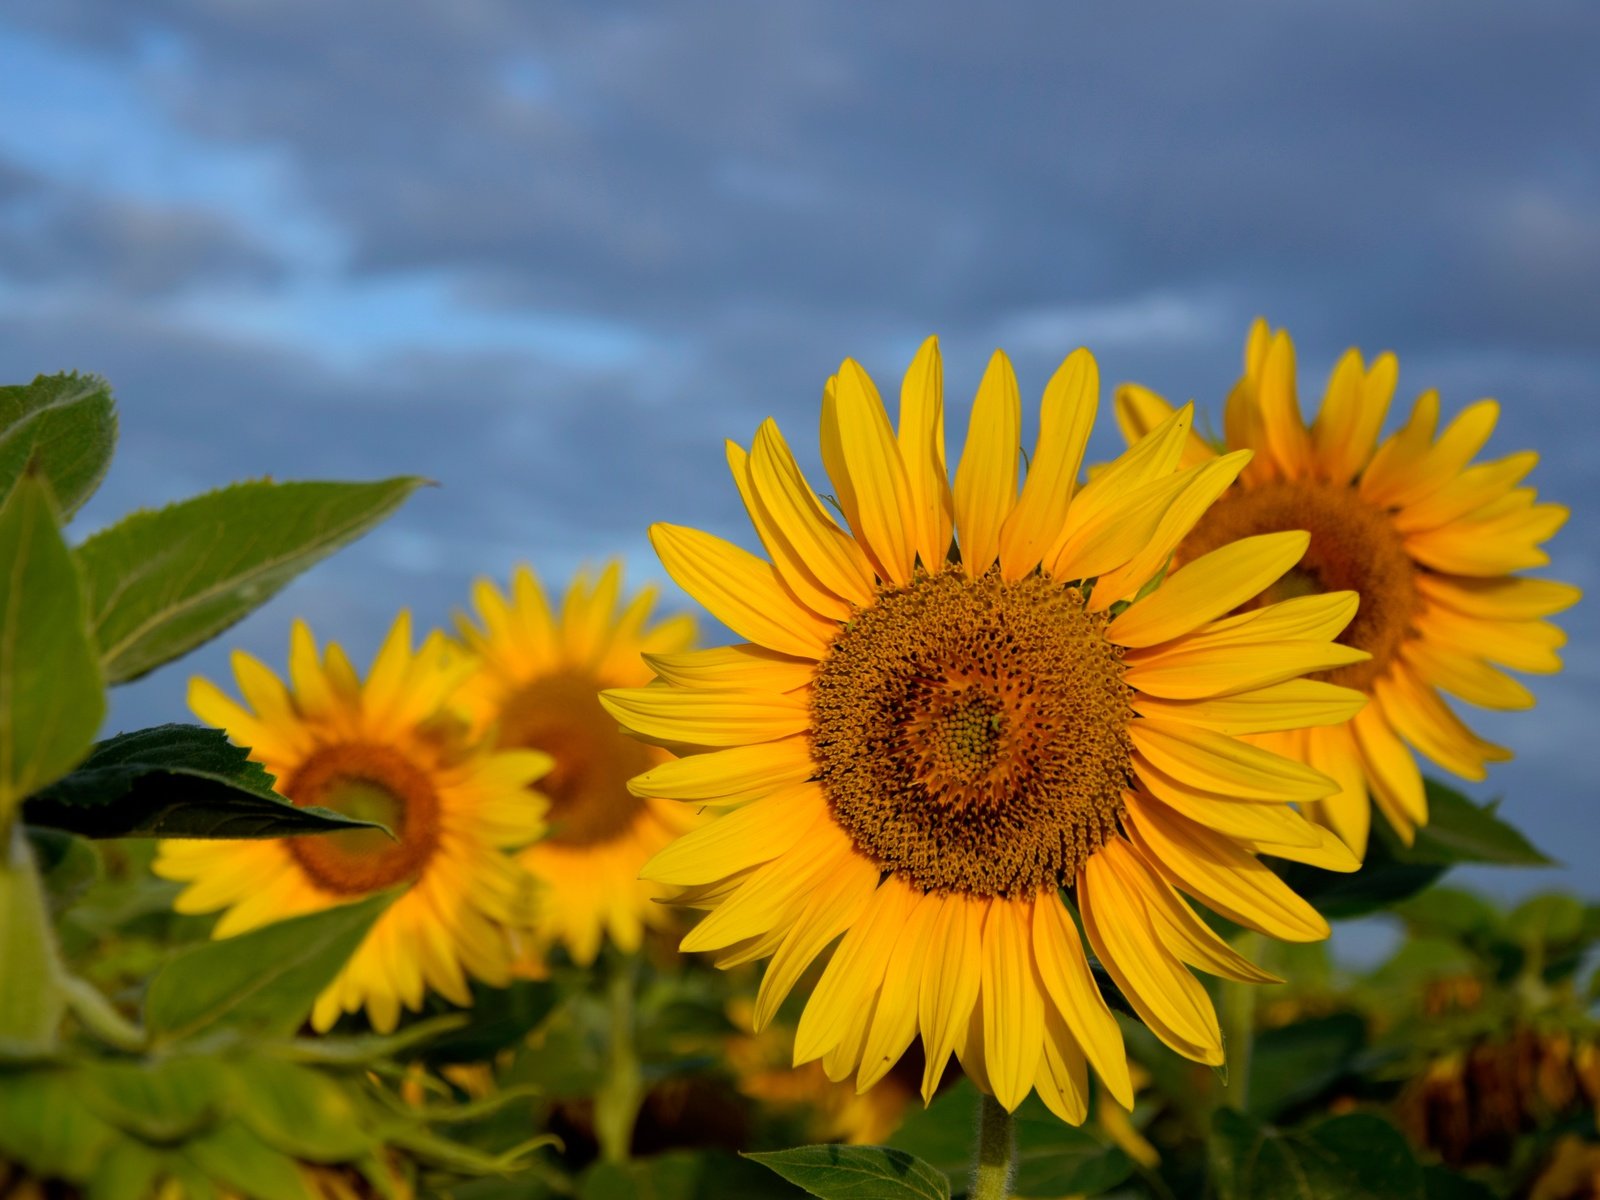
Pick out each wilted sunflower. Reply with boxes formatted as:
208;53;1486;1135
455;563;696;966
1118;320;1577;852
602;337;1365;1121
156;613;549;1032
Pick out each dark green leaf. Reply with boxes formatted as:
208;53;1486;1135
886;1078;979;1187
1211;1110;1424;1200
144;890;394;1044
0;472;104;817
745;1145;950;1199
0;1065;118;1181
182;1121;315;1200
1248;1014;1367;1120
23;826;101;916
1505;893;1585;947
24;724;389;839
81;1055;229;1142
76;476;424;683
227;1057;374;1162
0;372;116;518
1406;780;1552;867
1012;1112;1133;1196
1421;1165;1498;1199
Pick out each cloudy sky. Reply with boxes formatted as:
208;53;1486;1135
2;2;1594;903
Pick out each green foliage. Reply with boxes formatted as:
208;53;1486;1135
1210;1110;1424;1200
1283;780;1553;920
0;829;68;1054
1248;1014;1367;1120
77;476;424;683
0;472;104;820
0;373;116;518
144;890;394;1045
746;1145;951;1199
25;724;390;840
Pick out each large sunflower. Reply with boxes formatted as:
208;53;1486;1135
602;338;1367;1121
1117;320;1577;853
156;613;550;1033
454;563;696;966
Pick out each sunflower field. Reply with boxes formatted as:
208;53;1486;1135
0;327;1588;1200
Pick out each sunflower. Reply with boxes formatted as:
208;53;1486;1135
156;613;550;1033
601;337;1367;1121
1117;320;1577;853
454;563;696;967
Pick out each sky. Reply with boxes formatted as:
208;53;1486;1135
1;2;1594;907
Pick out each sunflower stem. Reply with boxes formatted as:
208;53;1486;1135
1219;931;1263;1111
594;951;643;1164
971;1092;1016;1200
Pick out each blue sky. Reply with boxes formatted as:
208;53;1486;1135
1;2;1594;907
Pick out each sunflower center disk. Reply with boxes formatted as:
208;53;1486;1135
1182;478;1418;688
285;742;442;895
810;569;1134;898
498;670;651;846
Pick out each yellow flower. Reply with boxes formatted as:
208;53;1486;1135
1117;320;1577;852
455;563;696;966
156;613;549;1033
603;337;1366;1122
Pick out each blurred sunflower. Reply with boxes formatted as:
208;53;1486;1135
156;613;550;1032
1117;320;1577;852
603;337;1366;1121
455;563;696;966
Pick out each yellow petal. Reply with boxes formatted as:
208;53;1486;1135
1033;1005;1091;1125
1051;460;1209;584
730;440;852;621
952;351;1021;575
1030;893;1134;1109
1132;679;1366;735
897;336;956;571
756;852;879;1029
679;827;856;952
980;898;1045;1111
1360;389;1441;506
641;782;828;884
1402;641;1534;710
1079;852;1222;1064
795;878;916;1065
628;736;815;805
1108;531;1311;648
644;643;815;693
999;348;1098;580
1177;591;1359;649
650;523;836;659
1114;384;1216;470
1415;574;1580;622
1255;330;1314;477
750;419;878;604
824;360;917;585
600;686;811;748
858;887;943;1090
1124;640;1370;700
1130;718;1339;802
1316;350;1396;485
1372;668;1509;781
1300;723;1371;857
918;893;985;1102
1132;772;1318;847
1123;795;1328;942
1349;702;1427;836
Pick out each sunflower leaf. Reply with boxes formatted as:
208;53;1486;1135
75;476;425;684
1402;780;1553;867
144;889;396;1045
1210;1109;1424;1200
23;724;390;840
744;1145;951;1200
0;372;117;518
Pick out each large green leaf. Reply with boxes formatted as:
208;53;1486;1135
745;1146;951;1199
0;373;117;518
1011;1111;1132;1196
226;1056;375;1162
1248;1014;1366;1120
0;1065;118;1181
80;1055;230;1142
144;890;394;1044
1407;780;1551;866
76;476;424;683
0;829;67;1054
0;472;104;820
1211;1110;1424;1200
24;724;389;839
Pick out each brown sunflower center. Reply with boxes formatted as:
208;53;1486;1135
497;670;652;846
809;568;1133;898
285;742;441;895
1180;478;1417;689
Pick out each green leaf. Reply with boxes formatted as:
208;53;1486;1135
144;890;395;1044
227;1056;374;1162
886;1079;979;1188
0;828;67;1055
1211;1110;1424;1200
80;1055;229;1142
1012;1111;1133;1196
1406;780;1552;867
744;1145;951;1200
0;1065;118;1181
0;373;117;518
24;724;390;839
182;1121;316;1200
23;825;101;916
1248;1014;1366;1120
0;472;104;818
76;476;425;683
1421;1165;1498;1199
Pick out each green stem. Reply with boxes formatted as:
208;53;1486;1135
593;953;643;1164
970;1093;1016;1200
0;825;66;1055
1219;930;1263;1111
